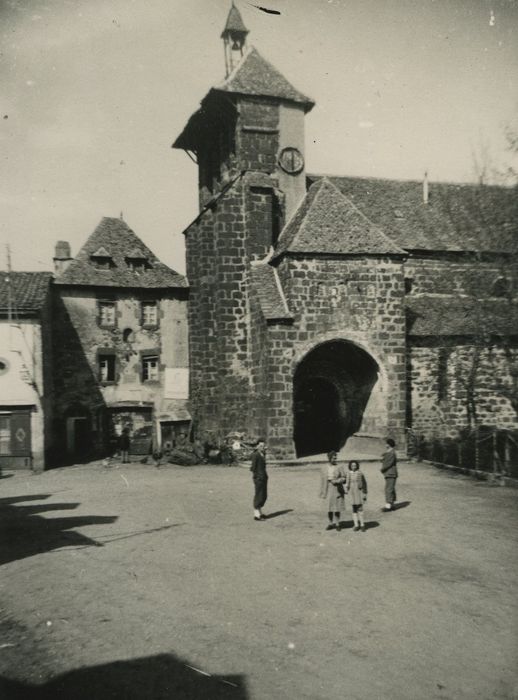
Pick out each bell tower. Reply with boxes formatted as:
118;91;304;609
221;2;249;77
172;7;315;440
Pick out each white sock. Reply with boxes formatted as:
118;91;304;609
254;509;261;518
353;513;359;527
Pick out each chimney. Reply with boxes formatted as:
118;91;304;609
423;171;429;205
53;241;73;276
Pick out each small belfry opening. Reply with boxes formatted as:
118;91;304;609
293;340;380;458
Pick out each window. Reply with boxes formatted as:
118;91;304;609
142;355;159;382
91;257;113;270
0;416;10;455
141;301;158;327
98;354;116;383
90;247;114;270
127;259;148;272
98;301;116;327
126;249;150;273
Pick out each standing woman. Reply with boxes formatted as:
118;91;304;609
319;451;346;531
381;438;398;512
250;438;268;521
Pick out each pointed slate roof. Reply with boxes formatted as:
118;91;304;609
309;175;518;254
55;218;187;289
221;3;249;37
216;47;314;111
272;178;406;260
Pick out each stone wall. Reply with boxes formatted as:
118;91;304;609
405;253;518;437
409;340;518;438
262;255;407;459
51;286;188;458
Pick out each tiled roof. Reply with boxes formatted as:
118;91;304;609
55;218;187;289
216;47;314;111
221;4;249;36
273;177;406;259
250;262;293;321
0;272;52;313
406;296;518;336
309;175;518;254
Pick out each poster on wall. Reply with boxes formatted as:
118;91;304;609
164;368;189;399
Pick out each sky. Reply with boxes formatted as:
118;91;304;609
1;0;517;276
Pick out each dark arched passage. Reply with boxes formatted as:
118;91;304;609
293;340;379;458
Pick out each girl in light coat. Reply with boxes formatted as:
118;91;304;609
345;460;368;532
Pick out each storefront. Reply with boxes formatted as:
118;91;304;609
0;406;33;470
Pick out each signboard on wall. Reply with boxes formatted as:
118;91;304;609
164;368;189;399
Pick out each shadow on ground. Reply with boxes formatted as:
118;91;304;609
0;494;118;566
264;509;293;520
0;653;248;700
337;520;380;531
393;501;411;510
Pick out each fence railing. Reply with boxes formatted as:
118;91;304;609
406;426;518;479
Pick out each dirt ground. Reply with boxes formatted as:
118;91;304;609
0;458;517;700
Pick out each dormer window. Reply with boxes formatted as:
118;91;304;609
125;248;150;273
90;246;115;270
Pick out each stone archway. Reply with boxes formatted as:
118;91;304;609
293;340;381;457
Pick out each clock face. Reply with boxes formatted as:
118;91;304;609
279;147;304;175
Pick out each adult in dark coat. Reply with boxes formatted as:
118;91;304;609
250;438;268;521
381;438;398;511
119;428;130;463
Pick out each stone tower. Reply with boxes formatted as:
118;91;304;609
173;5;314;440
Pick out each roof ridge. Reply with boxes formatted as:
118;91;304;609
273;177;406;259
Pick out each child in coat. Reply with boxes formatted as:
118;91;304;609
345;460;368;532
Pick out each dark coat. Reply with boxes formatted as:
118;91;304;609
119;432;130;450
250;450;267;481
381;448;398;478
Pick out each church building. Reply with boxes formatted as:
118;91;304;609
173;4;518;460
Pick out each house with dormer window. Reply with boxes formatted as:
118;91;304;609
51;217;189;463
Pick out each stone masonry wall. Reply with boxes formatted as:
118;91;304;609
186;95;284;440
265;255;407;459
405;253;518;437
52;287;187;456
409;341;518;438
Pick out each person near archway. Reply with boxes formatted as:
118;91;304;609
319;450;346;531
250;438;268;521
381;438;398;511
345;460;368;532
119;427;131;463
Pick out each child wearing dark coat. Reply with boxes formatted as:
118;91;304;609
345;460;368;532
